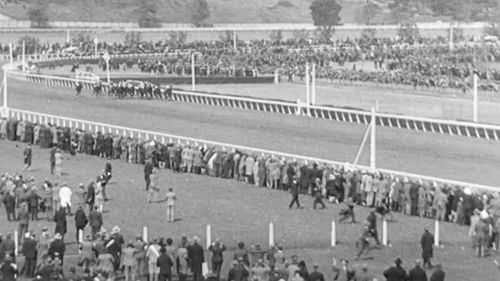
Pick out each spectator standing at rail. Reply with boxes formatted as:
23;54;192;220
157;247;174;281
23;144;32;171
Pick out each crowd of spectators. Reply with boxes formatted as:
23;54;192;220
4;35;500;92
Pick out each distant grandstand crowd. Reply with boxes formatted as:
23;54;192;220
2;34;500;92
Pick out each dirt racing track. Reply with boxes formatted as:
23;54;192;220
5;74;500;187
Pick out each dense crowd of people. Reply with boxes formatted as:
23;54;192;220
4;35;500;92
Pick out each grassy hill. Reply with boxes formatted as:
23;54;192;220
0;0;397;24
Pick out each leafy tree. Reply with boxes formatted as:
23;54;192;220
310;0;342;43
137;0;161;28
354;2;382;25
388;0;419;23
28;2;49;28
191;0;211;27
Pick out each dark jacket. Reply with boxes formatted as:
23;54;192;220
429;269;445;281
21;237;37;258
0;261;18;281
408;266;427;281
208;244;226;263
421;231;434;260
157;253;174;275
54;209;67;234
2;193;15;210
27;192;41;208
187;242;205;272
89;210;103;228
49;239;65;259
383;265;408;281
308;270;324;281
75;209;88;229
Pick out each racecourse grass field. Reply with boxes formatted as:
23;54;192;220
5;73;500;186
0;141;499;281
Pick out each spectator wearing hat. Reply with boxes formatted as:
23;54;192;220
59;183;73;215
228;259;249;281
188;236;205;281
250;258;271;281
3;191;16;221
176;237;189;281
21;232;37;277
165;188;177;222
0;233;15;262
0;254;18;281
421;229;434;268
157;247;174;281
97;248;115;280
289;177;302;209
308;264;324;281
332;258;354;281
23;144;32;171
133;237;147;279
86;181;95;212
355;221;372;260
408;259;427;281
27;186;41;221
383;258;408;281
122;242;138;281
107;226;125;271
147;238;161;281
78;235;95;273
89;205;103;240
48;233;65;266
209;239;226;281
148;168;160;203
354;264;373;281
74;205;88;243
36;229;51;269
474;212;491;258
234;242;249;266
75;183;87;210
53;207;67;241
17;202;30;243
429;264;445;281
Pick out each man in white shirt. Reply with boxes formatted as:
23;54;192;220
146;238;161;281
59;183;73;215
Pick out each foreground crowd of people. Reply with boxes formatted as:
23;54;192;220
1;109;500;279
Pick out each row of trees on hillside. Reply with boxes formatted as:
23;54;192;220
27;0;211;28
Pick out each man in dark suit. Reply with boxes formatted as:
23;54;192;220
21;232;37;277
188;236;205;281
54;208;67;241
3;192;16;221
408;259;427;281
429;264;445;281
89;205;103;240
383;258;408;281
23;144;32;171
74;206;88;243
0;255;18;281
308;264;325;281
421;229;434;268
27;188;41;220
288;177;302;209
157;247;174;281
86;182;95;211
48;233;65;265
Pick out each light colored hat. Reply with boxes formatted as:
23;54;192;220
111;226;121;234
480;210;489;220
464;187;472;195
54;233;62;239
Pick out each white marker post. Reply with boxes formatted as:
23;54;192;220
66;30;71;44
104;52;111;85
305;63;310;116
311;62;316;105
9;43;13;65
233;31;237;50
331;221;336;247
434;220;440;247
473;72;478;122
78;229;84;244
382;219;388;246
94;38;98;58
14;230;18;256
206;224;211;249
370;106;377;170
143;226;148;242
3;68;7;112
269;222;274;247
191;53;196;91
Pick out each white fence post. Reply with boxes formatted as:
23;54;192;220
206;224;211;249
382;219;388;246
143;226;148;242
331;220;336;247
269;222;274;247
434;220;440;247
14;230;18;256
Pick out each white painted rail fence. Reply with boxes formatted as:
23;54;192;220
8;68;500;142
5;108;499;192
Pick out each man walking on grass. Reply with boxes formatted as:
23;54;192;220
23;144;32;171
165;188;176;222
